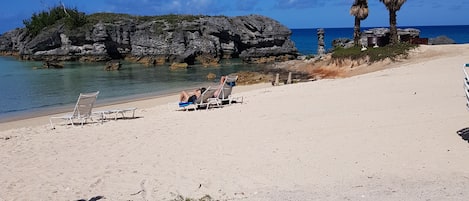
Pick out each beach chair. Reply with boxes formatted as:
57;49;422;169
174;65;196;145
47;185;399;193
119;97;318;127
175;86;220;111
215;75;243;104
49;91;99;129
462;63;469;110
93;107;137;121
464;63;469;80
463;86;469;111
464;64;469;89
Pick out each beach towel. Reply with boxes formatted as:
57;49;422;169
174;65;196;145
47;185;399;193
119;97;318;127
179;102;193;107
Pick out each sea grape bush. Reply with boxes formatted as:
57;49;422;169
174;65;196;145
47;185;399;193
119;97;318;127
23;5;87;36
332;43;417;62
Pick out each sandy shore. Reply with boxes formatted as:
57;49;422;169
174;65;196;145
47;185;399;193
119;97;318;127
1;44;469;200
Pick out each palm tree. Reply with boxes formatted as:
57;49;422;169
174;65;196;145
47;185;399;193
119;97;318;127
379;0;407;45
350;0;369;46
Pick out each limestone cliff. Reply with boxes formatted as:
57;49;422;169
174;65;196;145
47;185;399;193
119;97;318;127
0;14;298;65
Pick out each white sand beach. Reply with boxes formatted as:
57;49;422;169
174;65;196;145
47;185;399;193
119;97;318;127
1;44;469;200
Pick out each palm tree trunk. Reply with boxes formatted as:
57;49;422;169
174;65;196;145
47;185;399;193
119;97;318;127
354;17;361;46
389;10;398;45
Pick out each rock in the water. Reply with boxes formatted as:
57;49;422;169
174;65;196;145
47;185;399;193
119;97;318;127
104;61;121;71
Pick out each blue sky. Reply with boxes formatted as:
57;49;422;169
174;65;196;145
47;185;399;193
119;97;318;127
1;0;468;34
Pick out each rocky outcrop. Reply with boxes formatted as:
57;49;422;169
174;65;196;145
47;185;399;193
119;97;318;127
0;14;298;64
428;35;456;45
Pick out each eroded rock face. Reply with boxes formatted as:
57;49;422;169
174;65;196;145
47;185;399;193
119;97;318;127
0;14;298;64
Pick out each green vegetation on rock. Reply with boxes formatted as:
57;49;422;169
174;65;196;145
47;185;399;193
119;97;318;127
23;5;87;36
23;5;211;37
332;43;417;62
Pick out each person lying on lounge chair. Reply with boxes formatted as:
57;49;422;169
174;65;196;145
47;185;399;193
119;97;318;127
179;75;234;102
179;87;206;103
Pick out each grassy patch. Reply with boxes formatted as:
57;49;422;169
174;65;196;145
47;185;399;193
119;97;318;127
331;43;418;62
86;13;205;24
86;13;135;24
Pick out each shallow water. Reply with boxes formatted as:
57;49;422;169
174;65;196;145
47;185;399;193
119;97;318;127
3;25;468;121
0;57;266;121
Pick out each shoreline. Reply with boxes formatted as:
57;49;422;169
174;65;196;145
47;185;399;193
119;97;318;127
0;82;272;131
1;44;468;131
0;90;182;124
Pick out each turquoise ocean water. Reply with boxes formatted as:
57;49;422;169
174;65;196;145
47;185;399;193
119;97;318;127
1;25;468;121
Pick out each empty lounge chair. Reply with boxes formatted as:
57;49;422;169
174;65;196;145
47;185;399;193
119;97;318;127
49;91;99;129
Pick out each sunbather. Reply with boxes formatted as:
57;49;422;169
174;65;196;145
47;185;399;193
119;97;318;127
213;76;226;98
179;75;230;103
179;87;206;103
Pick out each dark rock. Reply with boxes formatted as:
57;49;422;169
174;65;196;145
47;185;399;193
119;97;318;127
104;61;121;71
43;61;64;69
196;53;220;67
332;38;353;49
0;14;298;65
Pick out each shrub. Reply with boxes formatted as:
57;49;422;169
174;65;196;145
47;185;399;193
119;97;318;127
23;5;87;36
331;43;418;62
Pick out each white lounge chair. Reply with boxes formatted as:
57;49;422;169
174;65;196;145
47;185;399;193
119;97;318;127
464;63;469;79
463;64;469;90
463;64;469;110
94;107;137;121
49;91;99;129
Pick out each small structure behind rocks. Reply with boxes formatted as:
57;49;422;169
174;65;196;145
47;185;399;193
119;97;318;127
360;28;425;47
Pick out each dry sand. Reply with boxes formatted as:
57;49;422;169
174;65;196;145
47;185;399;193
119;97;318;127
1;44;469;200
